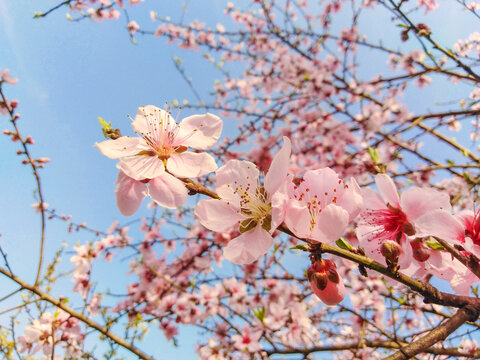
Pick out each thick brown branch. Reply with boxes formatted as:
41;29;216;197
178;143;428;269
384;305;480;360
266;340;480;358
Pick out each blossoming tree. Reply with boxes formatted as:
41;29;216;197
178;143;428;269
2;0;480;359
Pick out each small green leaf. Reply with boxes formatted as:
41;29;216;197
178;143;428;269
473;286;479;297
253;307;266;323
336;237;353;251
98;117;112;138
367;147;380;164
290;244;311;252
425;237;444;251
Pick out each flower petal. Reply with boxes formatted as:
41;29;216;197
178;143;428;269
194;199;242;232
303;167;345;206
223;226;273;264
178;113;223;150
148;173;188;209
311;204;349;243
375;174;400;207
340;177;363;221
284;200;313;239
117;156;165;181
114;171;147;216
415;209;464;244
132;105;175;135
215;160;259;203
264;136;291;195
167;152;218;178
400;186;451;222
96;137;144;159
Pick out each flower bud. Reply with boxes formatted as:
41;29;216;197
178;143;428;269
380;240;402;265
411;239;430;262
308;259;345;305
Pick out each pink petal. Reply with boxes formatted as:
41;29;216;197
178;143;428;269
362;187;387;211
398;237;413;269
356;225;384;264
167;152;217;178
270;186;288;232
264;136;291;195
303;168;345;206
215;160;259;203
114;171;147;216
311;204;349;243
400;186;451;222
194;199;242;232
148;173;188;209
415;209;464;244
450;270;475;295
340;177;363;221
178;113;223;150
95;137;144;159
284;200;313;239
375;174;400;207
132;105;174;135
117;155;165;181
223;226;273;264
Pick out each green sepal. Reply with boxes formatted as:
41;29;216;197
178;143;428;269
425;237;444;251
336;237;353;251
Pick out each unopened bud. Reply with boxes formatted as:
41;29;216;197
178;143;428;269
10;99;18;109
411;239;430;262
381;241;402;264
25;136;35;144
2;129;11;135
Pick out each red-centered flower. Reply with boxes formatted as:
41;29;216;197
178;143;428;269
357;174;450;268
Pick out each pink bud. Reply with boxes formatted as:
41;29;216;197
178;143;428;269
411;239;430;262
36;157;51;164
2;129;11;135
381;240;402;264
10;99;18;109
308;259;346;305
25;136;35;144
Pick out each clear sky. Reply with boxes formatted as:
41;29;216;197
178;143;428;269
1;1;480;358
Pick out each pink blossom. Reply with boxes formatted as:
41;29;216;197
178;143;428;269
231;325;263;353
357;174;450;268
96;105;222;181
285;168;362;243
195;137;291;264
127;20;140;35
31;201;49;213
0;68;19;85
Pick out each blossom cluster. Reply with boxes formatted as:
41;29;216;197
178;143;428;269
97;105;480;307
